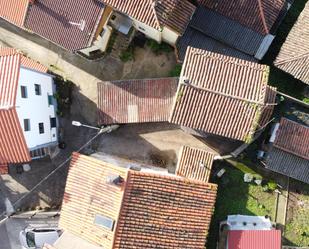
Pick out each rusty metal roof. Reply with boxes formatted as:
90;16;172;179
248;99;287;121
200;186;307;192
102;0;196;33
97;78;178;124
170;47;277;141
197;0;285;35
176;146;215;182
275;1;309;85
24;0;105;51
274;118;309;160
0;0;29;27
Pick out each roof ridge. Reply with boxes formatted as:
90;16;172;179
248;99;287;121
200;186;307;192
98;77;179;85
191;49;267;72
273;145;309;161
149;0;162;30
180;81;266;105
275;51;309;66
257;0;269;34
129;168;218;188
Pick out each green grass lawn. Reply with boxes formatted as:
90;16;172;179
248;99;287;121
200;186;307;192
207;162;277;248
262;0;308;102
284;179;309;247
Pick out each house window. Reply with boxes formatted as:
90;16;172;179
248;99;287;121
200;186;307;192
24;119;30;131
94;214;115;231
48;95;54;105
34;84;41;95
138;26;146;31
50;117;57;128
38;123;44;134
21;86;27;98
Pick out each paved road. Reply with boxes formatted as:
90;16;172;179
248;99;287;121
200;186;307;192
0;213;59;249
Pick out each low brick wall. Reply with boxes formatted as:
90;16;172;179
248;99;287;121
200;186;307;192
0;164;8;174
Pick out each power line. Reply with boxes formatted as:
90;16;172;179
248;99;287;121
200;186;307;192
0;127;108;221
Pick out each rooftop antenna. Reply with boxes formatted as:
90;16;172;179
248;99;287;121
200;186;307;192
69;20;86;31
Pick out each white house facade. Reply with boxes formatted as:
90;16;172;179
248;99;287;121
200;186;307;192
15;67;58;157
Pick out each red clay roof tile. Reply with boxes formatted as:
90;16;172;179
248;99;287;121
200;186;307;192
60;153;217;249
0;0;29;27
169;47;277;141
97;78;178;124
176;146;215;182
102;0;196;33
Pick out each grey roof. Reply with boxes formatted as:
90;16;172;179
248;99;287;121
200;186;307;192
190;7;264;55
176;7;262;62
266;147;309;184
177;26;256;62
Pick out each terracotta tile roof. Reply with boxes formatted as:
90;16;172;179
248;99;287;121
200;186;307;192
0;0;29;27
102;0;196;34
0;47;48;73
24;0;105;51
60;153;218;249
0;109;30;166
97;78;178;124
0;49;42;171
197;0;285;35
114;171;217;249
176;146;215;182
0;52;21;107
274;1;309;85
59;153;127;249
273;118;309;160
169;47;277;141
228;230;281;249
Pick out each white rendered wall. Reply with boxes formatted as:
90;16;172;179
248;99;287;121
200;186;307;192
15;67;57;150
132;19;162;43
162;26;179;45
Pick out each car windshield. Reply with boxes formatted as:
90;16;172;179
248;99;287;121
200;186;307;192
26;231;36;247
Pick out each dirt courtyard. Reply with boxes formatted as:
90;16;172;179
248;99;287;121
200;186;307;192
90;122;218;173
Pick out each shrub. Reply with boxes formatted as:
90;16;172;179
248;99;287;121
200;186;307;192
119;47;134;62
146;39;173;55
169;64;182;77
267;181;277;192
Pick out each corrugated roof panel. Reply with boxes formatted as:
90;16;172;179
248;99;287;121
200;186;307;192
191;7;264;55
197;0;285;35
266;147;309;184
97;78;178;124
176;27;256;62
228;230;281;249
